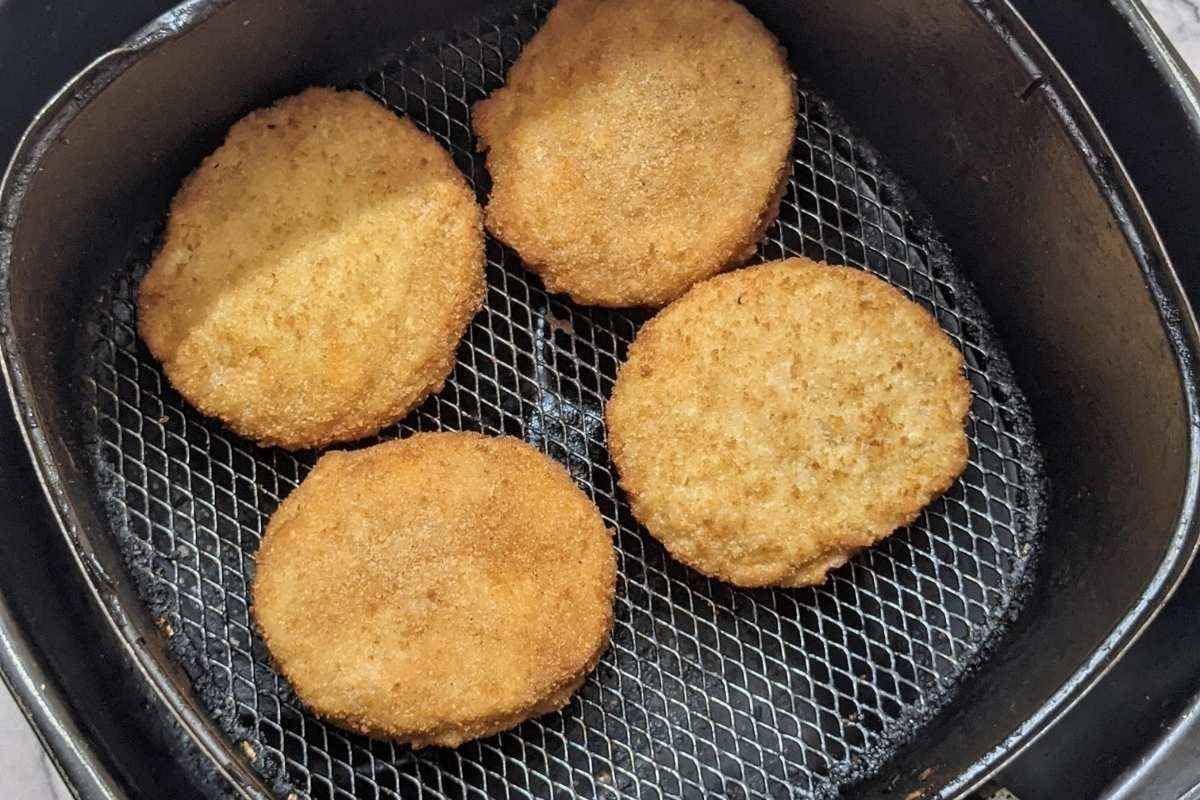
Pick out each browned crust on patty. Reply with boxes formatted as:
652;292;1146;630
606;258;971;587
139;88;484;449
252;432;616;746
473;0;797;308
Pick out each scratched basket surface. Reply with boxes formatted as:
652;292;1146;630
81;3;1045;798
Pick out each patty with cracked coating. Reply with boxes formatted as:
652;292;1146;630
607;258;970;587
252;432;616;747
473;0;796;308
139;87;484;449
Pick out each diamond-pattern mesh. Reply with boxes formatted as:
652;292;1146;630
81;3;1044;798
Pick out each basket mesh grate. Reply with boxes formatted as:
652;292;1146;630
81;3;1044;798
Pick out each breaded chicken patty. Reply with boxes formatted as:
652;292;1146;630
252;432;616;747
473;0;796;307
606;258;970;587
139;88;484;449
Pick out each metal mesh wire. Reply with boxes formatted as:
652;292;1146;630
81;3;1044;798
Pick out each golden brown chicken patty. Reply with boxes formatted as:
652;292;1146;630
473;0;796;308
138;88;484;449
606;258;971;587
252;432;616;747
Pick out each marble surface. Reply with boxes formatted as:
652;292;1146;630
1146;0;1200;71
0;687;72;800
1;3;1199;800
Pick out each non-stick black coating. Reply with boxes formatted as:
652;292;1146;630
0;1;1197;799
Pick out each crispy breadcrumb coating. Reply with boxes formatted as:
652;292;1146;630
607;258;970;587
473;0;796;307
139;88;484;449
253;433;616;747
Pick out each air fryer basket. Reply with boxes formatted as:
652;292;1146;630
1;1;1198;799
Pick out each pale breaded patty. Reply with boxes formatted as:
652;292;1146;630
606;258;971;587
138;88;484;449
252;432;616;747
473;0;796;308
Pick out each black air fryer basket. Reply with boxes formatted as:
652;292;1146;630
2;1;1199;799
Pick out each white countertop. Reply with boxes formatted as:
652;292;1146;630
2;3;1198;799
1148;0;1200;68
0;690;72;800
